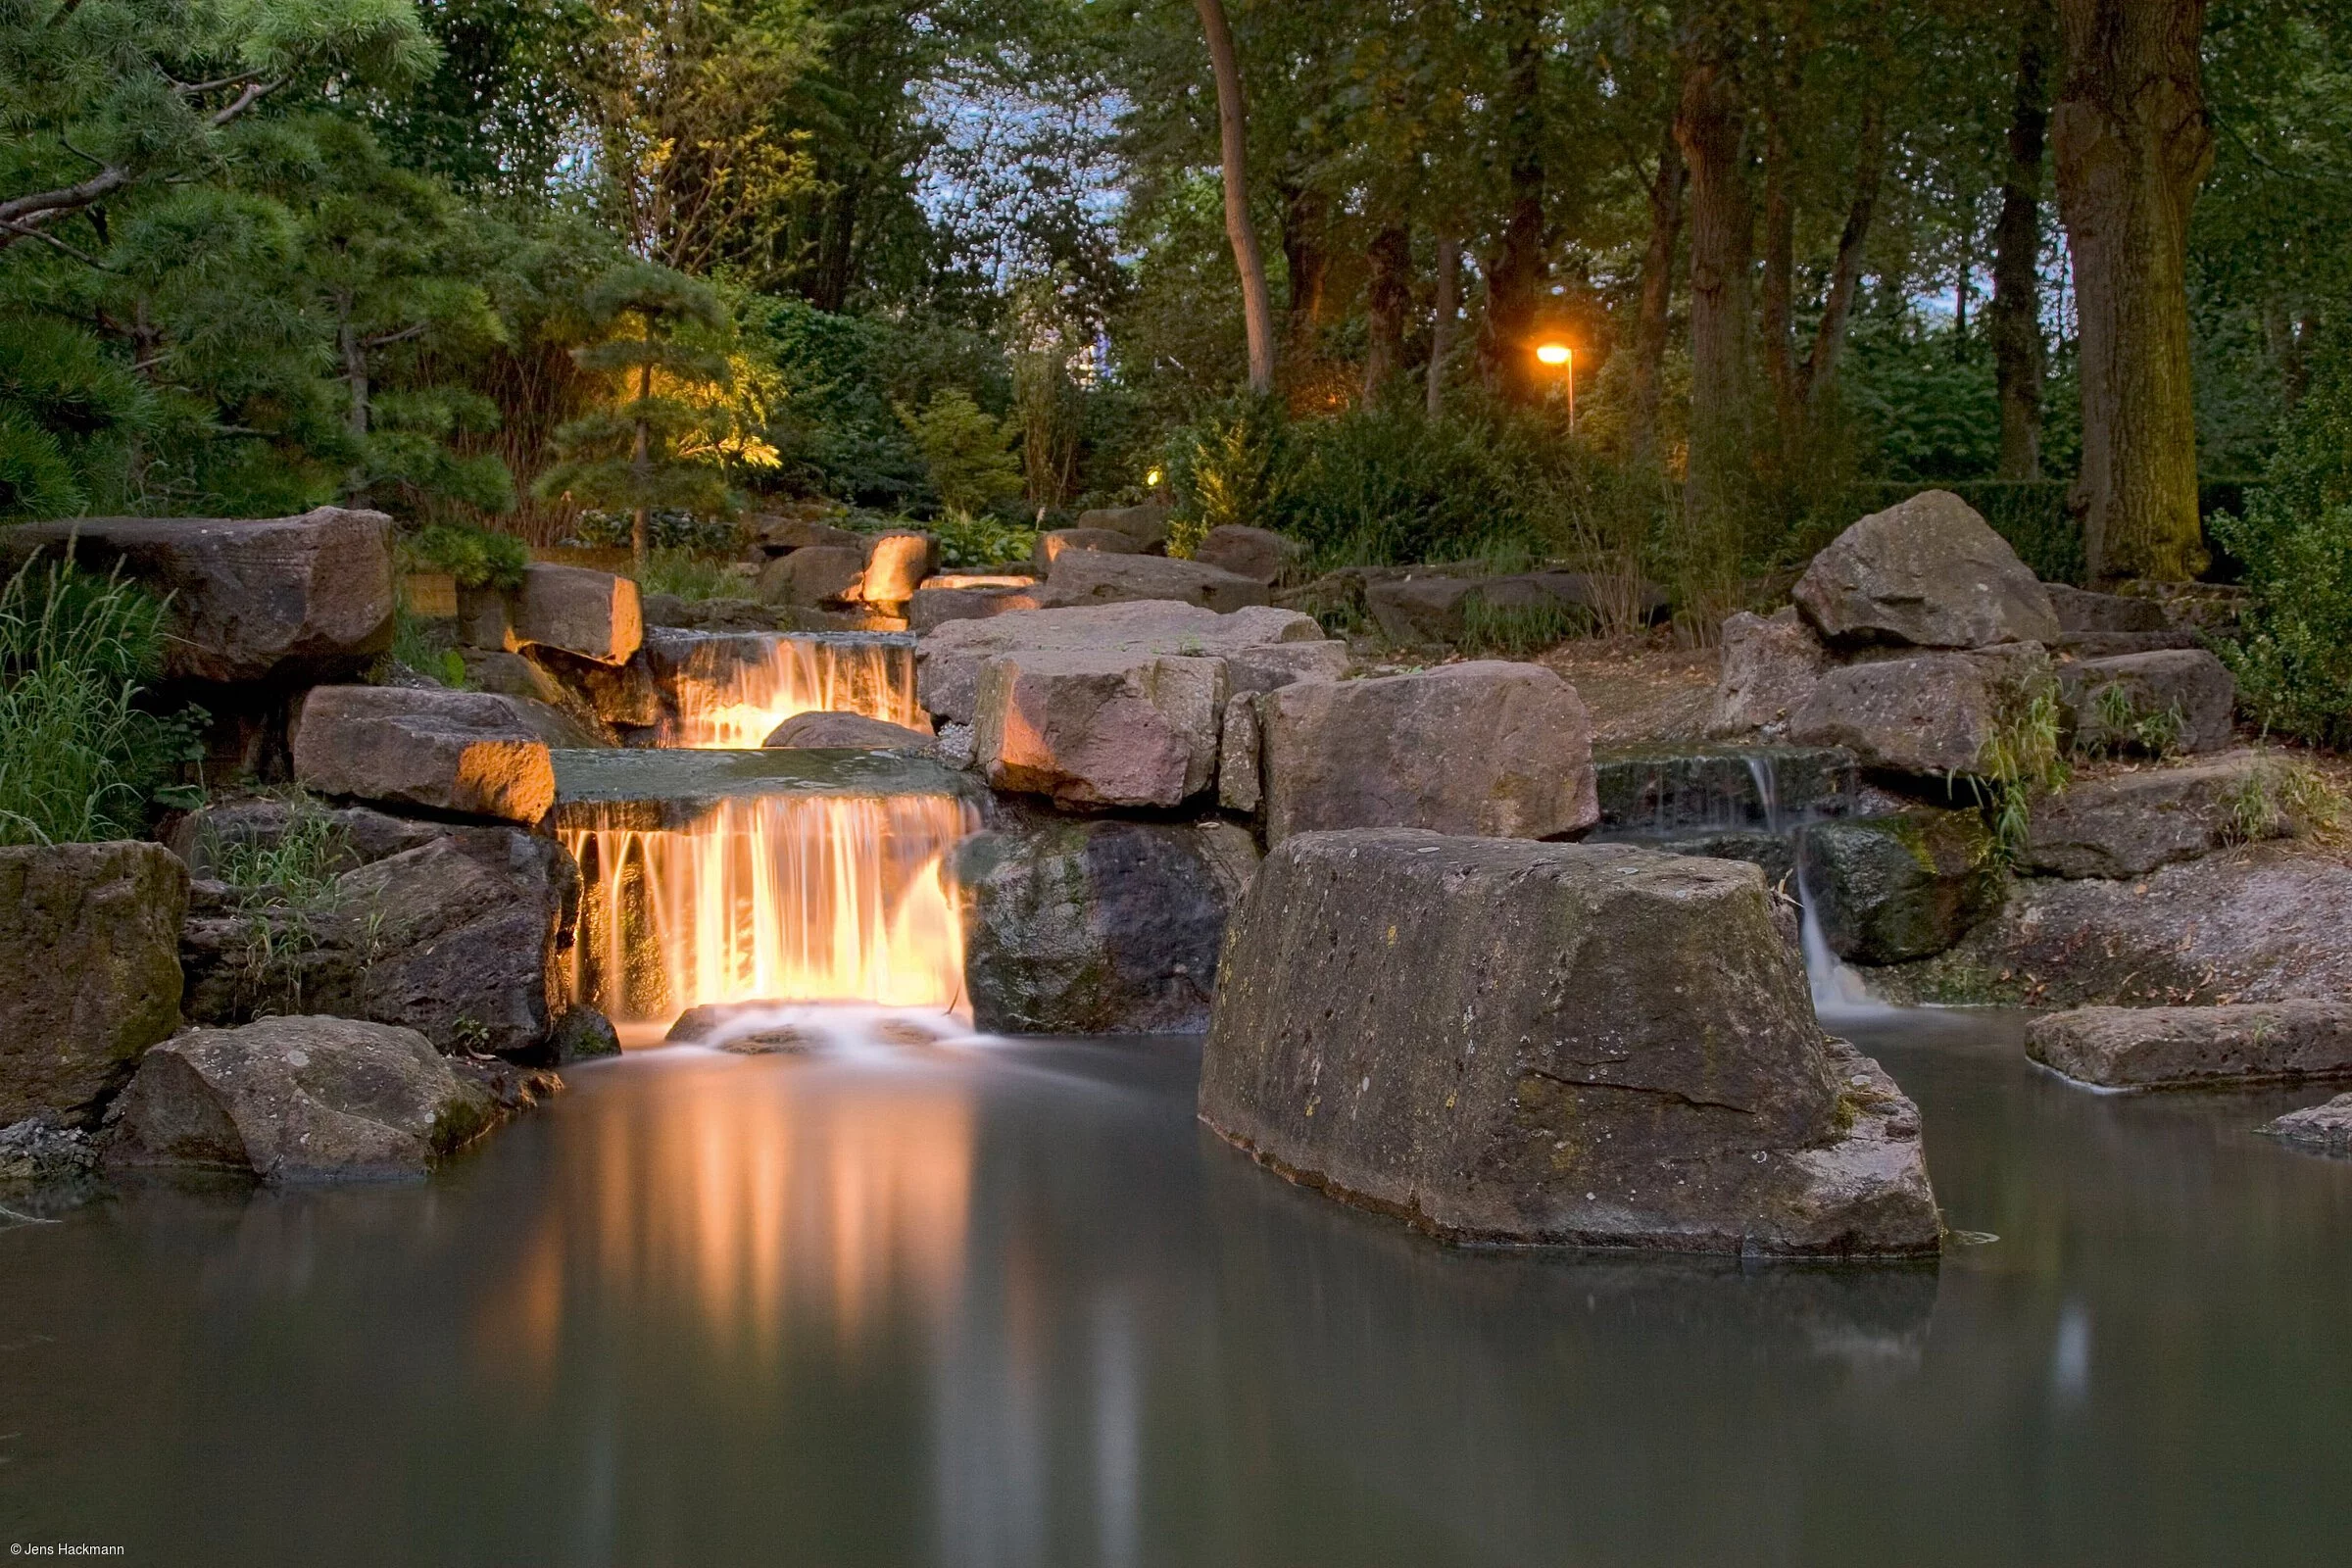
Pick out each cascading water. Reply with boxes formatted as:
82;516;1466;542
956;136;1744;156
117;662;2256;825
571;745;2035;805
657;631;924;749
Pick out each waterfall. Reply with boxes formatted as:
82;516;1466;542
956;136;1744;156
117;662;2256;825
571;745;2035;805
657;632;923;749
1740;752;1882;1017
559;791;982;1025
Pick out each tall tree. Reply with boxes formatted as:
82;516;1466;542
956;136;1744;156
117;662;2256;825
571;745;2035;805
1990;0;2054;480
1193;0;1275;395
2052;0;2214;583
1674;10;1753;542
1629;116;1688;468
1478;0;1549;404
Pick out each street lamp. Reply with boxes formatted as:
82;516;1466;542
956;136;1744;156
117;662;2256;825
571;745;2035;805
1536;341;1575;432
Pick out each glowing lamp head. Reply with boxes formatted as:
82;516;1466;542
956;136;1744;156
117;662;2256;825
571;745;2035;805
1536;342;1571;367
1145;466;1164;488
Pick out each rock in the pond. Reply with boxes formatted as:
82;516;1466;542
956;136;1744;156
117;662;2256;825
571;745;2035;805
860;531;937;606
2059;649;2235;756
1709;608;1831;738
1799;810;2002;965
100;1016;509;1182
178;821;577;1058
545;1006;621;1064
292;685;558;824
1789;646;2050;778
2258;1094;2352;1156
957;817;1260;1034
2026;1002;2352;1090
2024;753;2293;879
3;509;396;683
917;601;1326;724
1032;527;1140;575
1792;490;2059;650
1034;551;1272;614
757;544;868;608
1260;662;1598;844
1193;525;1299;586
1198;831;1941;1256
761;710;938;753
512;564;643;666
1872;842;2352;1007
1076;500;1173;552
972;649;1226;808
0;1118;97;1190
0;842;187;1126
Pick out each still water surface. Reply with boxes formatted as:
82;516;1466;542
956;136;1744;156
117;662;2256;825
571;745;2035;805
5;1011;2352;1566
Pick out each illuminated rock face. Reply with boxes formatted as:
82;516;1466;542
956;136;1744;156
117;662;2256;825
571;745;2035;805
292;685;559;825
1200;830;1942;1259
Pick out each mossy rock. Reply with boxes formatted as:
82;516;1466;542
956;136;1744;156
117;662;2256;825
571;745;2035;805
1799;808;2003;965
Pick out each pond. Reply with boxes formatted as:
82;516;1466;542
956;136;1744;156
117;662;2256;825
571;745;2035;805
5;1010;2351;1565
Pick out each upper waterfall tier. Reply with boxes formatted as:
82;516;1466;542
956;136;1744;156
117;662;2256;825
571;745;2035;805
644;628;923;749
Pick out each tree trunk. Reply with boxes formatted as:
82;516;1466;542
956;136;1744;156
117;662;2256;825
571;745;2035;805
1674;17;1754;541
1630;119;1687;468
1427;235;1460;417
1362;220;1411;400
2052;0;2213;583
1281;181;1333;365
1800;98;1886;416
1759;101;1799;457
339;307;369;439
1992;0;2054;480
1479;0;1548;404
1195;0;1277;396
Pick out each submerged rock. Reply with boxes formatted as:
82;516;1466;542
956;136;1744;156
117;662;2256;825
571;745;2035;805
3;508;396;683
0;1118;97;1191
2259;1094;2352;1156
100;1016;518;1182
761;710;938;754
545;1006;622;1064
1798;809;2002;965
2027;1002;2352;1090
957;817;1260;1035
291;685;559;825
1260;662;1597;844
1791;490;2059;650
1198;830;1942;1257
0;841;188;1127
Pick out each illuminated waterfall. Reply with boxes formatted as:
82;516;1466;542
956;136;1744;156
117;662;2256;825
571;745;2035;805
560;791;982;1024
658;632;925;749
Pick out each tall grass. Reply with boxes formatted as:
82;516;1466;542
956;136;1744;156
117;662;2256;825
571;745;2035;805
0;553;202;845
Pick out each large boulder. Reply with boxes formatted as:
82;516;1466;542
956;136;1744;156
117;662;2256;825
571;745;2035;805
757;544;867;608
2026;1002;2352;1090
0;842;188;1126
1076;500;1173;552
99;1016;514;1182
1798;809;2002;964
761;710;938;753
859;531;937;606
1788;646;2049;777
3;509;395;683
1032;527;1140;575
1193;525;1300;586
2024;753;2294;879
1793;490;2060;649
973;649;1226;808
291;685;558;824
956;817;1259;1034
917;601;1327;724
2058;649;2236;756
1872;842;2352;1007
1198;831;1941;1256
1260;662;1598;844
512;564;642;665
1709;608;1831;738
1035;551;1270;613
176;810;578;1057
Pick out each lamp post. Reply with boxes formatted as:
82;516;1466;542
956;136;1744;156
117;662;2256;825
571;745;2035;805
1536;341;1575;432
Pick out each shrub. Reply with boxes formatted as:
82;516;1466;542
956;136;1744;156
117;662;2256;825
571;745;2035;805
205;791;363;1016
637;548;753;601
402;522;529;591
2212;497;2352;747
894;390;1023;514
931;509;1038;570
0;554;205;844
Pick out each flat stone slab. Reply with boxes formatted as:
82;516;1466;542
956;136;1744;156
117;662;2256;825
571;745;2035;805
917;601;1327;724
2059;649;2236;756
292;685;559;824
2259;1093;2352;1155
2025;753;2294;879
1199;830;1941;1257
2027;1002;2352;1090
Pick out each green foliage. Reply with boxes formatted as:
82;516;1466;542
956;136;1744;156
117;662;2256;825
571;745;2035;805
205;790;361;1015
894;390;1022;514
930;509;1036;570
1168;399;1279;558
2217;760;2346;847
0;319;158;520
1973;676;2070;864
637;547;752;600
402;521;527;588
1457;592;1590;657
382;602;466;686
2083;683;2187;760
0;554;204;844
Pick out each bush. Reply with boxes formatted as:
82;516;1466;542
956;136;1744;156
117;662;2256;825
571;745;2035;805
930;509;1038;570
0;554;204;844
895;390;1023;514
402;522;529;590
637;548;753;601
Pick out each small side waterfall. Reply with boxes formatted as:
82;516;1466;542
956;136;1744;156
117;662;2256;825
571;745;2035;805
655;631;923;749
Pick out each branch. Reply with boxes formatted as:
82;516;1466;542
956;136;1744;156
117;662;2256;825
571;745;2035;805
0;217;113;268
0;75;282;246
169;71;268;96
209;77;284;126
361;323;429;349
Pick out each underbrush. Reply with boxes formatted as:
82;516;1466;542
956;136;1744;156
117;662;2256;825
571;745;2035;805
637;547;754;601
0;554;203;845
